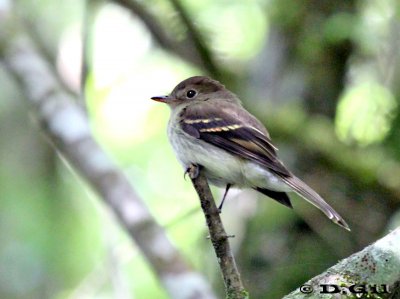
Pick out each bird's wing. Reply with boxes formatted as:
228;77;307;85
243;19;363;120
179;102;291;176
179;102;350;230
180;104;350;230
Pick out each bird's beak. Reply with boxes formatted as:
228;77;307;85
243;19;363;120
151;95;171;103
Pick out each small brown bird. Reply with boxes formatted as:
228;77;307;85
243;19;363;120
151;76;349;230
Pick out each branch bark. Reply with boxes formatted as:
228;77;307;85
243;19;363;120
0;21;217;299
189;166;248;299
284;228;400;298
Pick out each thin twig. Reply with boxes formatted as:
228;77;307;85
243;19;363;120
190;165;248;299
167;0;220;79
111;0;202;67
110;0;221;78
111;0;174;50
80;0;90;100
80;0;100;111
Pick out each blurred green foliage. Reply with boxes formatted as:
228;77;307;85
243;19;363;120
1;0;399;298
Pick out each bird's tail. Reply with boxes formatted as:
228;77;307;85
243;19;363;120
281;175;350;231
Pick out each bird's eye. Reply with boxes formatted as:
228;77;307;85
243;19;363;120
186;90;197;98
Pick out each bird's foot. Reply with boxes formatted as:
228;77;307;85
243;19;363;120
184;164;200;180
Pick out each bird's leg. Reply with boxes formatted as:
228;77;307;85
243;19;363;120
218;183;231;213
184;164;200;180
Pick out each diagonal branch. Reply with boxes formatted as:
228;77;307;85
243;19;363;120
284;228;400;298
110;0;200;65
166;0;220;78
189;165;248;299
110;0;175;50
0;25;217;299
110;0;220;78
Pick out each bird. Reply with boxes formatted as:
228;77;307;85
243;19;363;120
151;76;350;231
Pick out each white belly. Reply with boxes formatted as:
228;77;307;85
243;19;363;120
169;126;245;186
168;122;291;192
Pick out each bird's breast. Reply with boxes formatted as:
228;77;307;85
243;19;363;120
167;116;290;192
167;122;246;187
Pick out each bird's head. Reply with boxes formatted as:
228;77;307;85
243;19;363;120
151;76;239;108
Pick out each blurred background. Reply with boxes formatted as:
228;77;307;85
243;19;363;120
1;0;400;298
